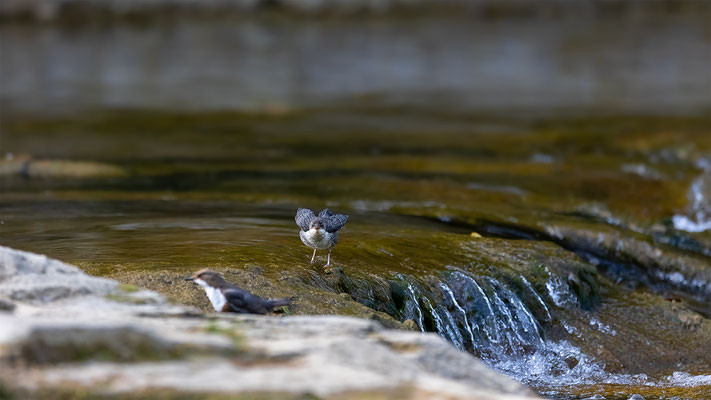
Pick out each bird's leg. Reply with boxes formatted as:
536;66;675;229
323;250;334;274
310;248;317;264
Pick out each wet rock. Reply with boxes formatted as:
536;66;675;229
669;302;704;331
110;266;408;330
402;319;419;331
549;224;711;304
26;159;126;178
566;270;600;311
0;299;15;312
0;153;30;177
0;155;126;179
4;323;206;365
0;246;539;399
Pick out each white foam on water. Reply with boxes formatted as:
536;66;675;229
545;273;578;308
673;171;711;232
672;215;711;233
621;163;662;180
589;317;616;336
660;371;711;387
651;270;711;297
562;321;582;338
489;336;711;390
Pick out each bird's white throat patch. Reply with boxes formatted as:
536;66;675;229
194;278;227;312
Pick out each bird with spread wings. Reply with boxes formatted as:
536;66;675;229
295;208;348;270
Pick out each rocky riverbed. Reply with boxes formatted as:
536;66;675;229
2;4;710;398
2;111;711;400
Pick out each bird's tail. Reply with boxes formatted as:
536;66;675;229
267;298;291;309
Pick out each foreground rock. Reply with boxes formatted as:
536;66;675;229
0;246;538;399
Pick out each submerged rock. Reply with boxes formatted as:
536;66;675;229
26;159;126;178
0;299;14;312
0;246;539;399
0;155;125;179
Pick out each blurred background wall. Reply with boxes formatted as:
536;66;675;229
1;0;709;117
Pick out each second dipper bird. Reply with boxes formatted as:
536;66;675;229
185;269;290;314
295;208;348;269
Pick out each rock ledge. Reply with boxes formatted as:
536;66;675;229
0;246;538;399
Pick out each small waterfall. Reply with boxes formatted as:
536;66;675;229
403;282;425;332
389;267;711;393
488;283;529;352
519;276;552;322
422;295;464;350
391;269;619;387
397;275;465;349
495;281;545;347
449;271;502;349
439;282;476;347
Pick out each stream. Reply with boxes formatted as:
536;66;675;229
1;5;711;399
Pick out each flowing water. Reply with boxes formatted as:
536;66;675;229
2;5;711;399
3;112;710;399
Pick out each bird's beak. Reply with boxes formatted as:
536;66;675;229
185;276;194;281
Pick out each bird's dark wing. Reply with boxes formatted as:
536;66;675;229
222;288;250;313
295;208;315;232
318;208;334;218
223;288;269;314
322;213;348;233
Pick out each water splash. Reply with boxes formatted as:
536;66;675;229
673;214;711;233
545;273;579;308
589;317;616;336
673;171;711;233
661;371;711;387
562;321;582;338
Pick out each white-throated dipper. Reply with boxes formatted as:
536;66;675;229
295;208;348;269
185;269;290;314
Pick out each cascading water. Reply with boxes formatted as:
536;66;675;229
392;268;711;396
402;282;425;333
